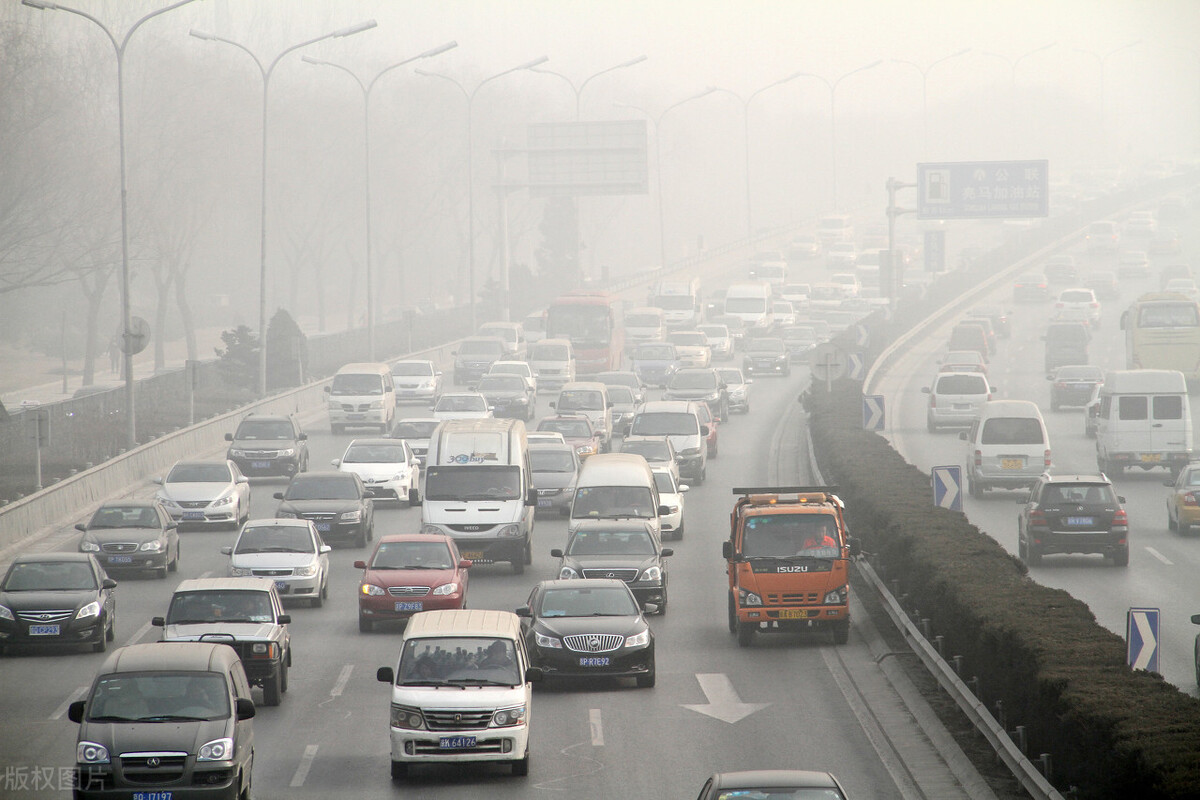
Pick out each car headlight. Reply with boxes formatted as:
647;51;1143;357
431;583;459;596
229;449;247;458
276;510;297;519
389;472;405;483
497;524;522;538
391;704;426;730
198;737;234;762
139;539;165;552
576;444;596;456
679;447;701;457
361;583;385;596
277;448;296;457
738;588;763;606
77;741;109;765
230;567;253;577
624;630;650;648
368;400;384;409
534;631;562;649
640;565;662;582
210;494;236;507
76;601;101;620
0;605;13;622
664;504;679;514
157;494;181;509
558;565;579;579
823;585;849;605
80;540;100;552
340;510;363;522
294;563;318;577
490;706;526;727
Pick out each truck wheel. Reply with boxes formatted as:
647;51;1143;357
736;621;755;647
831;621;850;645
727;596;737;634
262;672;282;706
390;761;408;780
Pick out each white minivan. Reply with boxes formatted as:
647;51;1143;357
1095;369;1193;477
376;609;540;779
923;371;994;433
326;363;396;434
528;338;575;388
960;400;1050;497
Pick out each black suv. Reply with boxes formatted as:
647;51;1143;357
1017;473;1128;567
274;471;374;547
742;337;791;377
226;413;309;478
663;368;730;421
551;519;672;613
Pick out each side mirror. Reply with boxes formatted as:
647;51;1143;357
700;425;710;436
220;546;233;556
1045;375;1054;381
152;476;164;485
331;459;341;467
1163;481;1175;487
377;666;395;684
515;605;531;618
353;560;367;570
225;433;234;442
324;386;331;393
101;578;117;590
1117;496;1126;504
319;545;332;555
549;401;556;408
958;432;968;441
642;602;660;615
273;492;284;500
299;433;308;441
921;387;931;394
526;490;538;507
151;616;165;627
75;523;87;532
68;701;85;724
524;666;544;683
550;548;564;558
679;485;690;493
661;548;674;557
237;476;249;485
460;559;472;569
721;541;733;560
236;697;256;721
277;614;291;625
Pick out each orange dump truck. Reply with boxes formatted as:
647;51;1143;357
722;487;860;647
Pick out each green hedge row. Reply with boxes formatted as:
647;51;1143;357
807;382;1200;799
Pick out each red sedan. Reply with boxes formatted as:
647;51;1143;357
354;534;470;632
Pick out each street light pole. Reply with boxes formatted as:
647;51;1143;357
798;60;883;210
892;48;971;155
1074;42;1140;156
23;0;201;451
191;20;378;397
302;41;457;361
416;57;549;332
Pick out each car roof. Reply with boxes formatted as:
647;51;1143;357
99;641;242;674
1040;473;1111;484
11;551;96;565
569;518;658;535
345;438;404;446
402;609;522;640
97;499;159;508
535;578;630;591
636;400;698;413
374;533;455;545
172;576;280;594
710;770;842;790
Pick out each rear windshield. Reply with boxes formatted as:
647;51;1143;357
1120;395;1187;420
980;417;1044;445
392;363;433;376
630;412;698;436
530;343;569;360
459;340;504;355
1047;326;1088;343
935;375;987;395
1041;483;1116;505
626;313;662;327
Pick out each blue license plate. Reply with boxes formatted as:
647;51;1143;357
251;461;271;469
133;792;172;800
108;555;133;564
394;601;423;612
537;499;552;507
439;736;477;749
1066;516;1094;526
182;511;205;520
29;624;60;636
274;581;288;591
579;657;610;667
316;523;331;532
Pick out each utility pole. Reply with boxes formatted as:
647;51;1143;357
885;178;917;302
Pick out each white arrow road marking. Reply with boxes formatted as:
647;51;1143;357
1144;547;1173;566
589;708;604;746
1132;612;1158;670
681;673;770;723
290;744;319;787
50;686;89;720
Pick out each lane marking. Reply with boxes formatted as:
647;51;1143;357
331;664;354;697
589;708;603;746
124;620;152;647
1145;546;1173;566
289;744;319;787
198;570;213;579
50;686;89;720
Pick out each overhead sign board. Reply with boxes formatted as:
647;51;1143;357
527;120;649;197
917;160;1049;220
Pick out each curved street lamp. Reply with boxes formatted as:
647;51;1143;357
302;41;457;360
23;0;202;450
191;19;378;396
796;60;884;210
415;57;549;331
1073;42;1140;155
892;48;971;156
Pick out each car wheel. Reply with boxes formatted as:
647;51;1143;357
736;620;755;647
524;539;532;565
657;589;667;616
1168;506;1178;531
1026;543;1042;567
927;417;937;434
105;615;115;642
262;672;282;706
1018;535;1028;561
636;668;656;688
311;589;323;609
727;595;737;634
279;658;289;693
355;526;368;549
155;564;168;579
831;621;850;645
391;761;408;780
511;753;530;777
512;558;525;575
359;616;373;633
92;630;107;653
1111;546;1130;567
675;522;684;540
968;477;983;499
168;543;179;572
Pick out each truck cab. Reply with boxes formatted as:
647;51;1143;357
722;488;859;647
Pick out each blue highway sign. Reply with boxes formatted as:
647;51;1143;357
862;395;885;431
917;160;1049;220
846;352;865;381
1126;607;1160;673
932;465;962;512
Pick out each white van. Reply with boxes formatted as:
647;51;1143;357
817;213;854;246
551;381;613;448
375;609;539;779
477;321;527;361
721;282;774;334
1095;369;1193;477
627;400;708;484
421;419;536;573
528;338;575;388
961;400;1050;497
569;452;668;537
624;307;668;349
648;278;702;328
326;363;396;434
923;371;994;433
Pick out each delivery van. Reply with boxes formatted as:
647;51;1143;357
961;400;1050;496
569;452;667;538
1095;369;1192;477
326;363;396;434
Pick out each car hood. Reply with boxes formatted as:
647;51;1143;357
531;472;574;490
229;552;319;570
663;387;718;400
162;622;281;641
362;567;458;588
340;464;407;481
83;719;231;754
562;555;659;573
422;500;524;523
277;500;362;514
0;589;97;611
537;616;643;638
231;439;296;450
159;483;232;502
82;528;162;544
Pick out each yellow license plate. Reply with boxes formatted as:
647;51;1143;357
1001;458;1024;469
461;551;484;559
777;609;811;619
1141;453;1162;463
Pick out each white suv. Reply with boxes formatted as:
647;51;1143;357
923;371;994;433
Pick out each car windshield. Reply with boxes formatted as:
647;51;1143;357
235;524;314;555
284;477;359;500
460;340;505;356
343;444;407;464
392;363;433;377
530;344;569;360
572;486;656;519
166;464;230;483
89;505;160;529
668;372;717;391
86;672;230;723
635;345;675;360
424;466;521;501
370;541;454;570
652;472;677;493
716;369;743;384
436;395;487;412
531;449;576;473
668;333;706;346
539;419;592;438
1055;366;1103;380
1061;290;1093;303
566;528;657;555
538;586;639;617
698;326;728;338
330;374;383;396
167;590;273;624
620;439;671;461
3;561;96;591
1041;484;1116;505
742;514;841;559
478;376;526;393
747;339;785;355
557;390;602;411
235;420;294;440
397;636;521;687
626;312;662;327
630;412;697;436
723;297;766;313
606;386;635;404
392;421;437;439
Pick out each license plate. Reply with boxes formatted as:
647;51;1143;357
274;581;288;591
316;523;331;532
182;511;205;520
1066;516;1095;526
29;624;60;636
348;414;364;419
1141;453;1162;463
108;555;133;564
1001;458;1024;470
439;736;477;750
394;601;423;612
579;657;610;667
537;499;552;507
251;461;271;469
133;793;172;800
778;609;811;619
953;403;972;410
461;551;484;559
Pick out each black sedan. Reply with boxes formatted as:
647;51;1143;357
517;578;655;687
474;373;536;420
0;553;116;654
551;519;672;612
741;336;791;377
696;770;849;800
75;501;180;578
274;471;374;548
1047;364;1104;411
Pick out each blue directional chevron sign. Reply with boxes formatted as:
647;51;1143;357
1126;607;1160;673
862;395;885;431
846;352;865;381
853;324;869;348
932;465;962;512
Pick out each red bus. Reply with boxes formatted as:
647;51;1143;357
545;292;625;374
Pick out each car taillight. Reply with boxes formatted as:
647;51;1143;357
1055;382;1067;389
974;449;982;467
1029;510;1046;525
929;394;936;408
1044;449;1052;468
1090;302;1099;308
1184;493;1197;506
1112;508;1128;526
1055;302;1064;308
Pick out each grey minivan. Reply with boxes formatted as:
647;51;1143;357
1043;322;1090;374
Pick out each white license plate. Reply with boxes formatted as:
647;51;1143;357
316;523;331;532
439;736;476;749
108;555;133;563
133;793;172;800
251;461;271;469
29;624;60;636
182;511;205;520
394;601;423;612
579;657;610;667
1066;516;1095;526
348;414;364;419
953;403;972;410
